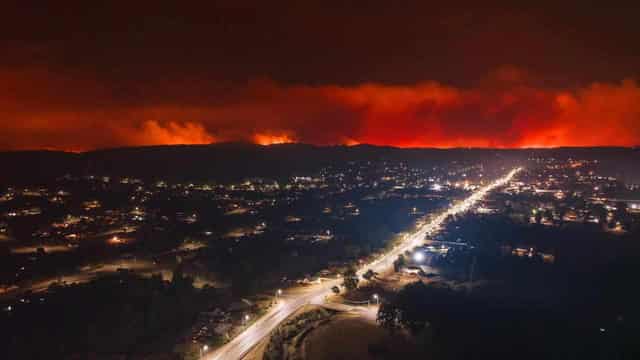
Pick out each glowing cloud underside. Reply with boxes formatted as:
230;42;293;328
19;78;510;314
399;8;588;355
1;69;639;151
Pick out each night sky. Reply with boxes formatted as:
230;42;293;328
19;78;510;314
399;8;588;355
1;2;639;150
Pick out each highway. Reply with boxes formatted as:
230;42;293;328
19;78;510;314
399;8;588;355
207;167;522;360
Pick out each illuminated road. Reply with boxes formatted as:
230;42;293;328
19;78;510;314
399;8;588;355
207;167;522;360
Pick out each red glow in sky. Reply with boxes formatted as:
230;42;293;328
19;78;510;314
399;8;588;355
0;68;639;151
2;4;639;151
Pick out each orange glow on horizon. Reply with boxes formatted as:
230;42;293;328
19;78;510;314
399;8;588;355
253;133;295;146
1;68;639;151
344;138;361;146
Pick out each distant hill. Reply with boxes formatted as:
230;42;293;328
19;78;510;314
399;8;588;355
1;143;638;185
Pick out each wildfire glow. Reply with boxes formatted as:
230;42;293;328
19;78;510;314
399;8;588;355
108;236;125;245
253;133;295;146
1;68;639;151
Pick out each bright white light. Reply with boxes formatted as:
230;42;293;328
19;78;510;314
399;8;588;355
203;345;209;351
413;251;425;262
432;183;442;191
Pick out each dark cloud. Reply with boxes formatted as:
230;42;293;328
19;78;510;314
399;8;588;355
1;2;639;86
1;3;639;150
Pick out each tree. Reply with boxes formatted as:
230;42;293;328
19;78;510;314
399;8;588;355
377;281;458;335
614;201;631;230
377;302;401;332
393;254;406;272
534;210;542;224
504;202;513;216
590;204;608;226
363;269;378;280
170;265;194;295
230;260;255;296
342;267;359;291
558;206;569;223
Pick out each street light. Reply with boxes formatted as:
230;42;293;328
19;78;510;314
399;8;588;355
276;289;283;297
413;251;425;262
372;293;379;305
200;344;208;358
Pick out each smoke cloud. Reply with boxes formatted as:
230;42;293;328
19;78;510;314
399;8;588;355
1;68;639;151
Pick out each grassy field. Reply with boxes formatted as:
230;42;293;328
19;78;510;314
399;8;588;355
303;312;426;360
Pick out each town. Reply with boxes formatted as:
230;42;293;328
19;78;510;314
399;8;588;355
2;147;639;359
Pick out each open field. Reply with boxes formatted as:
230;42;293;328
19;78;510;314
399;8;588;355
303;312;425;360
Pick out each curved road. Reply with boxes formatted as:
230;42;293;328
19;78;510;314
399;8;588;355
208;167;521;360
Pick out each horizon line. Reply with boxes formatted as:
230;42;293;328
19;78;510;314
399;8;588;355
1;142;638;154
